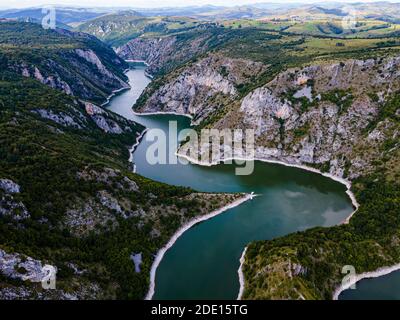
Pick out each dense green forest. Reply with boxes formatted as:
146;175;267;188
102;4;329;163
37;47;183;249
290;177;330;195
0;23;239;299
0;70;238;299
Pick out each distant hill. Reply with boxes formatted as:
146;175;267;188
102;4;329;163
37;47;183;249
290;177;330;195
0;7;109;25
76;12;200;47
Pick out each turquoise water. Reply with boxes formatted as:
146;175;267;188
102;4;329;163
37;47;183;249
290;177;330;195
107;67;354;300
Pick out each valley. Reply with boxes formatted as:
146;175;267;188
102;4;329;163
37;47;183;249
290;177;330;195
0;1;399;301
106;68;353;300
0;22;244;300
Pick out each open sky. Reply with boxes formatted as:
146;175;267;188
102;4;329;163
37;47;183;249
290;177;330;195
1;0;400;9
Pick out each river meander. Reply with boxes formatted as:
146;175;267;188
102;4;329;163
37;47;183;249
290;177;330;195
107;66;355;300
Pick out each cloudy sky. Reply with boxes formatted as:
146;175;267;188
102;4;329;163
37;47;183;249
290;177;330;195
2;0;400;9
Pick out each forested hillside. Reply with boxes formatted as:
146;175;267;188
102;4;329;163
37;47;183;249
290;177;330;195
0;22;129;104
0;23;241;299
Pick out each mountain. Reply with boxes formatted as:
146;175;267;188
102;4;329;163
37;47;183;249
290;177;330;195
0;22;241;299
0;21;129;104
116;23;237;76
74;2;400;54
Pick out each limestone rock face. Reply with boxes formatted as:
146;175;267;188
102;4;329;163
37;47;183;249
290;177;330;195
0;179;30;221
6;26;129;104
136;54;266;124
231;56;400;178
142;53;400;179
83;101;136;134
0;179;20;194
0;249;54;283
32;109;84;129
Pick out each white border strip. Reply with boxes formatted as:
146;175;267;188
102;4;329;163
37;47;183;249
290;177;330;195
128;128;148;173
237;246;248;300
145;193;255;300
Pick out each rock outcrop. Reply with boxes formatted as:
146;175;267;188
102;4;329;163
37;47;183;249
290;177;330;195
2;22;129;104
116;36;177;75
116;28;233;76
0;179;30;221
138;54;400;180
0;249;54;283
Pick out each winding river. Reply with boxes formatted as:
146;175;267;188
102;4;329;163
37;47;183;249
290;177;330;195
107;65;359;300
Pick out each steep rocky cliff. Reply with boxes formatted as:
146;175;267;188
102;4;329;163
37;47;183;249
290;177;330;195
135;53;266;124
116;26;238;76
116;36;178;75
136;53;400;180
0;70;242;299
0;22;129;104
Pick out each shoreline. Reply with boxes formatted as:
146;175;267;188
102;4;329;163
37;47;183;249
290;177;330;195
101;85;131;107
104;72;372;301
101;62;153;108
333;263;400;300
175;152;360;223
175;152;360;300
125;59;150;67
132;110;194;121
237;246;248;300
100;82;132;107
98;64;400;301
128;128;148;172
145;193;255;300
125;59;154;79
125;103;362;300
102;68;256;301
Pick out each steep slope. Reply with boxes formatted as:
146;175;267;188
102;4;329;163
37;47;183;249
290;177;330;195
0;71;243;300
236;57;400;299
116;25;242;76
75;12;199;47
135;53;267;125
132;27;400;299
0;22;129;104
0;23;245;300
